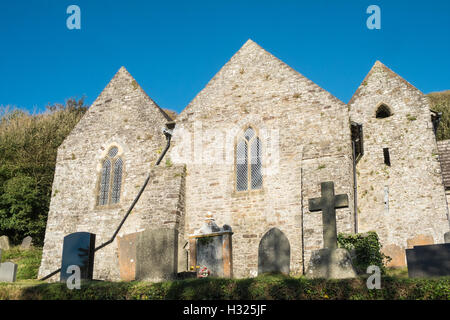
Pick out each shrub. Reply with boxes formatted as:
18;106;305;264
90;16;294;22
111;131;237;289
337;231;391;274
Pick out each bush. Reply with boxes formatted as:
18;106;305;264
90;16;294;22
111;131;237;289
337;231;391;274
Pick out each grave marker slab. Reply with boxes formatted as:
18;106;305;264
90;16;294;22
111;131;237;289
258;228;290;275
60;232;96;283
0;236;10;250
444;231;450;244
21;236;33;249
0;262;17;282
406;243;450;278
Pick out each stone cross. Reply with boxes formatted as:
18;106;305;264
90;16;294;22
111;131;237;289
308;181;349;250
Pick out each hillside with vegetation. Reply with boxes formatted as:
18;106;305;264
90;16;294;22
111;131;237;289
0;99;87;246
427;90;450;141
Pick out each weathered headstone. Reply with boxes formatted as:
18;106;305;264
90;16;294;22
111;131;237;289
21;236;33;249
444;231;450;244
60;232;96;283
406;243;450;278
306;181;357;279
0;262;17;282
0;236;10;250
136;228;178;281
117;228;179;282
189;213;233;278
258;228;290;275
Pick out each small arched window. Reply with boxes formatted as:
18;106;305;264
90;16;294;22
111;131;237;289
375;104;392;119
236;127;262;191
98;146;123;206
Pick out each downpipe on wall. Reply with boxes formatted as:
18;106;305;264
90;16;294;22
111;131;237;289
40;122;175;281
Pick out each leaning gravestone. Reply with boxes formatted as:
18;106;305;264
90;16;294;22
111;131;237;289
258;228;290;275
60;232;96;283
306;181;357;279
21;236;33;249
0;249;18;282
0;236;10;250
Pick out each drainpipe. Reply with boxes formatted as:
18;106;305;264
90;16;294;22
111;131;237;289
40;122;175;281
352;140;358;234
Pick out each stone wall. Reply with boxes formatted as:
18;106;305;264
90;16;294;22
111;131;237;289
349;61;450;267
171;40;355;277
38;68;185;281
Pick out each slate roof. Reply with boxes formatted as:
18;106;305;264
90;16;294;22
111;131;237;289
437;139;450;189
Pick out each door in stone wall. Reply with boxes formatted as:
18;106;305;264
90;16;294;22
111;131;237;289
258;228;290;275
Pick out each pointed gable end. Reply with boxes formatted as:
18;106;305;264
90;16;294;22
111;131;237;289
177;39;345;121
348;61;425;106
61;67;172;148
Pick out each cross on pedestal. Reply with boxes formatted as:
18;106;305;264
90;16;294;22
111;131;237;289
308;181;349;250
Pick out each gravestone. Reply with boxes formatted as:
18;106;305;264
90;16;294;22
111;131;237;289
117;228;179;282
308;181;349;249
406;243;450;278
258;228;290;275
60;232;96;283
0;262;17;282
189;213;233;278
444;231;450;244
135;228;178;281
306;181;357;279
21;236;33;249
0;249;17;282
0;236;10;250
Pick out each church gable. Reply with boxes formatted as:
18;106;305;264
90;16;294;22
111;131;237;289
348;61;431;120
348;61;449;265
175;40;351;161
60;67;171;154
178;39;345;122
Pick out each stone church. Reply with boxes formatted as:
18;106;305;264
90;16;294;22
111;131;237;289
38;40;450;281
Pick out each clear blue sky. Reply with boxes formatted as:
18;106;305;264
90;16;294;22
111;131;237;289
1;0;449;114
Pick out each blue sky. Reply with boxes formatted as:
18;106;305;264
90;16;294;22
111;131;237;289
0;0;449;114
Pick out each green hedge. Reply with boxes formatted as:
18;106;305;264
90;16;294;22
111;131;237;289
0;275;448;300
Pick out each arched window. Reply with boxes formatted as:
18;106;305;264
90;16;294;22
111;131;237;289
375;104;392;119
98;146;123;206
236;127;262;191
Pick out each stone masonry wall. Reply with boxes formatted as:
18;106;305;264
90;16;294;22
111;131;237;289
349;61;450;267
171;40;355;277
38;68;185;281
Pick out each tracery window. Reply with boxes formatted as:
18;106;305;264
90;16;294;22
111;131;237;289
236;127;262;191
98;146;123;206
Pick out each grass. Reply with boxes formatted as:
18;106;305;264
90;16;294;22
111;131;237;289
0;246;43;280
0;248;447;300
0;273;448;300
